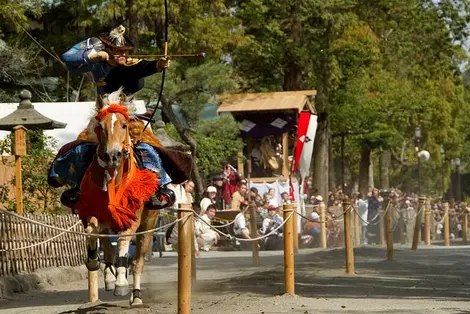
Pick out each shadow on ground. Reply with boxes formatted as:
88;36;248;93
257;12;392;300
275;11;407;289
1;245;469;312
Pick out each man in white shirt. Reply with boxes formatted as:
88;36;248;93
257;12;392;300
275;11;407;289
195;205;219;251
233;207;251;239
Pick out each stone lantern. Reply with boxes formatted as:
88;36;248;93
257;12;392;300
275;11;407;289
0;90;66;214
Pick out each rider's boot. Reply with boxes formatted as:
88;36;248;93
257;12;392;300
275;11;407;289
60;187;80;208
148;185;176;209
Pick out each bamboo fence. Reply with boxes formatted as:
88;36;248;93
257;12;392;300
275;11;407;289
0;213;86;276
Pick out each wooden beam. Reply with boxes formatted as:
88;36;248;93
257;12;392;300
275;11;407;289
282;132;289;178
237;149;244;178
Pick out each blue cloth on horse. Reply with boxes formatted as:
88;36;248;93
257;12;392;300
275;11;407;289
48;141;97;187
48;141;172;187
134;143;172;185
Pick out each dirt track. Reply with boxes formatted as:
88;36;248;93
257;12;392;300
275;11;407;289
1;243;470;314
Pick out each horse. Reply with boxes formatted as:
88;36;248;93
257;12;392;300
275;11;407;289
74;89;160;306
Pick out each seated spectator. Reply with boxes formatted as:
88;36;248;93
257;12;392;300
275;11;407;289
233;205;251;239
231;182;248;211
200;186;217;215
260;205;284;250
301;211;321;246
260;205;284;234
281;192;291;205
195;205;220;251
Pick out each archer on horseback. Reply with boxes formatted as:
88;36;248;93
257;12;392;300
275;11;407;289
49;24;191;210
61;24;170;97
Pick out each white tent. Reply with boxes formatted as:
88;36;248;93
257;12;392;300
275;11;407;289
0;100;147;152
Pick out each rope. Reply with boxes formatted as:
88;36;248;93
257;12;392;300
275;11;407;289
297;205;350;224
193;210;295;242
212;217;237;228
0;221;81;252
353;201;392;226
0;209;184;238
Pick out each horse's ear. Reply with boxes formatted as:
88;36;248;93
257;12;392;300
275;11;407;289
96;95;105;110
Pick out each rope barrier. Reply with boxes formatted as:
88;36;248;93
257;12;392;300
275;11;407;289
192;209;295;242
0;209;184;238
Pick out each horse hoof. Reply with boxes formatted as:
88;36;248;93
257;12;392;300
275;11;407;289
130;295;143;306
105;281;115;291
114;285;129;296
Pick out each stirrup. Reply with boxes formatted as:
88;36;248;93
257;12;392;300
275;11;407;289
148;186;176;209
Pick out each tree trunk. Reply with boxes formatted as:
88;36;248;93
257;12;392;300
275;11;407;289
368;158;375;189
328;135;336;193
126;0;138;49
312;20;333;202
380;149;391;189
359;146;371;198
282;4;303;91
161;95;204;200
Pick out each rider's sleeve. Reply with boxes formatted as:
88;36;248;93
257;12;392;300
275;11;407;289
61;38;104;75
119;60;161;79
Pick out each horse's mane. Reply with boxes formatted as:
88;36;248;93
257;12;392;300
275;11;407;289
78;88;162;148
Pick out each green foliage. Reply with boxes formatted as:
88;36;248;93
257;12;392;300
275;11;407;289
164;115;241;181
0;130;66;214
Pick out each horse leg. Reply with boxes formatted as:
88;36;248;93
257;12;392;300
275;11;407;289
85;217;100;271
114;215;142;296
100;227;117;291
130;209;158;306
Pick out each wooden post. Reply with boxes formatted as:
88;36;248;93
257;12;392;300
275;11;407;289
178;203;193;314
282;132;289;178
13;126;27;215
354;208;361;247
319;201;327;248
381;190;393;260
411;196;426;250
246;160;259;266
84;217;98;303
424;199;431;246
283;203;295;295
443;202;450;247
379;208;385;245
343;198;355;274
88;270;99;303
293;204;299;253
463;213;468;244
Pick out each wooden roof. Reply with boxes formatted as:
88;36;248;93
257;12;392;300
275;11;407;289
217;90;317;114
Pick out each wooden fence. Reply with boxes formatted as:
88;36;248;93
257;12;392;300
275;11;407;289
0;212;86;276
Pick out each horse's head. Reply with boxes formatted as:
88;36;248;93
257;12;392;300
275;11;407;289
94;90;132;169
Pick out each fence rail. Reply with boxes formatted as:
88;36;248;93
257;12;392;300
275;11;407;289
0;213;86;276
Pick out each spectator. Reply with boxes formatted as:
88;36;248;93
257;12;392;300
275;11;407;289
231;183;248;211
260;205;283;250
212;173;225;210
223;164;241;206
281;192;291;205
233;205;251;240
302;211;321;245
200;186;217;215
367;188;381;244
195;205;220;251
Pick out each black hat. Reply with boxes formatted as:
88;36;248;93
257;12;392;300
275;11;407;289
98;25;134;50
213;173;225;181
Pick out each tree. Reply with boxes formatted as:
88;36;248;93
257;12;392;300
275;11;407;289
0;130;65;213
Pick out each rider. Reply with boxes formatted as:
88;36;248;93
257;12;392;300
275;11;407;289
49;24;188;209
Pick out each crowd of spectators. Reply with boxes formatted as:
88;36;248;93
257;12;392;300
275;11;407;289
163;168;469;255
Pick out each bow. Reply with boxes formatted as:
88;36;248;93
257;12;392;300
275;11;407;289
142;0;169;133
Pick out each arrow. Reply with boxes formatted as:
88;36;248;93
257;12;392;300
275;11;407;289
117;52;207;59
